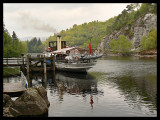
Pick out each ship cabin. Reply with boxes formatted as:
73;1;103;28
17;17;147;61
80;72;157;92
46;35;88;62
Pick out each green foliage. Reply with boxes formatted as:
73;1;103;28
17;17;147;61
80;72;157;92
3;67;20;77
106;3;157;35
109;35;132;55
118;35;132;54
12;31;18;40
27;37;45;53
3;26;27;57
138;3;157;17
108;39;118;53
45;19;116;49
140;29;157;50
44;3;156;50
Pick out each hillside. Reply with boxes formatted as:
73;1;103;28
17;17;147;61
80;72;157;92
97;13;157;53
45;3;157;55
45;16;117;49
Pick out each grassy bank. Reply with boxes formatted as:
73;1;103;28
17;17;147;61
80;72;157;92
3;67;20;77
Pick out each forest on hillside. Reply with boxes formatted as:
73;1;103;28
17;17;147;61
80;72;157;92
3;3;157;57
3;25;28;57
45;3;157;50
27;37;45;53
3;24;45;57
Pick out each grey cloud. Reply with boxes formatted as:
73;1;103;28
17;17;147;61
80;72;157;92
18;12;57;33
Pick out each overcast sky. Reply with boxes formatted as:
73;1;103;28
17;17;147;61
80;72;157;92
3;3;130;40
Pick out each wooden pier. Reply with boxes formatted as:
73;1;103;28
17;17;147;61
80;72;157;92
3;83;26;93
3;57;26;66
3;71;28;96
3;54;56;74
3;54;55;96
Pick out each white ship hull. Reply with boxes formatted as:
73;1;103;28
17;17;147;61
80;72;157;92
55;62;95;73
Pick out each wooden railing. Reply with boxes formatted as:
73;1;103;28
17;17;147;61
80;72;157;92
3;57;26;66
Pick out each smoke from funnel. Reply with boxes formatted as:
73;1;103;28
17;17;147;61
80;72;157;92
18;12;58;33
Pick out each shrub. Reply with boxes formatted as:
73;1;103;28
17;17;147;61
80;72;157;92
140;29;157;50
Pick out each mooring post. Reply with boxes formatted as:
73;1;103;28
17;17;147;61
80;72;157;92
53;55;55;72
43;74;47;88
6;58;8;65
44;56;46;74
22;56;24;65
27;73;31;88
27;54;30;73
17;57;19;65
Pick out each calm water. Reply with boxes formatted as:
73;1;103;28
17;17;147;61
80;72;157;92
3;56;157;117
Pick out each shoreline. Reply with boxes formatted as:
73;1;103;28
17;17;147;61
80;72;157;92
103;53;157;59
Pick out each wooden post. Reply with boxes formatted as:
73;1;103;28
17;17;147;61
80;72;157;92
53;55;55;72
27;54;30;73
44;56;46;74
6;58;8;65
22;56;24;65
17;57;19;65
27;73;31;88
43;74;47;89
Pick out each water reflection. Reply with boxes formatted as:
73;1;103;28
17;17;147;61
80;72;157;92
109;74;157;113
49;71;104;101
26;72;48;89
3;76;21;83
90;95;94;109
89;56;157;116
3;56;157;116
26;71;104;110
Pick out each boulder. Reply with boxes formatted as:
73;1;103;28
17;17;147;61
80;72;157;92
12;87;49;116
3;94;12;107
3;86;50;117
35;86;50;107
3;107;14;117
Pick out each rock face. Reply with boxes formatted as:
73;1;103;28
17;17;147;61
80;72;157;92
97;13;157;53
3;86;50;117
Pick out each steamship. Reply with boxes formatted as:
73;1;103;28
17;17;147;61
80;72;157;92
43;35;103;73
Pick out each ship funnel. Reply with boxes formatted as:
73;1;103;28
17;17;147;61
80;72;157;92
57;35;61;50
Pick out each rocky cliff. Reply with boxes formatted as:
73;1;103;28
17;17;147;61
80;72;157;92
97;13;157;53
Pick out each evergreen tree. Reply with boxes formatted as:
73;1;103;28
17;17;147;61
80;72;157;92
27;37;45;53
12;31;18;40
3;28;27;57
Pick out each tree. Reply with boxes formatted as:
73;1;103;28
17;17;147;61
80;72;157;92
109;39;118;53
3;28;27;57
3;32;12;57
139;3;151;16
43;3;156;51
140;29;157;50
118;35;132;55
37;38;42;46
108;35;132;55
12;31;18;40
3;23;5;32
126;3;140;12
27;37;45;53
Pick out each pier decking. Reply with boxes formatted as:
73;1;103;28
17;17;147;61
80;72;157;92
3;83;26;93
3;54;55;74
3;71;28;96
